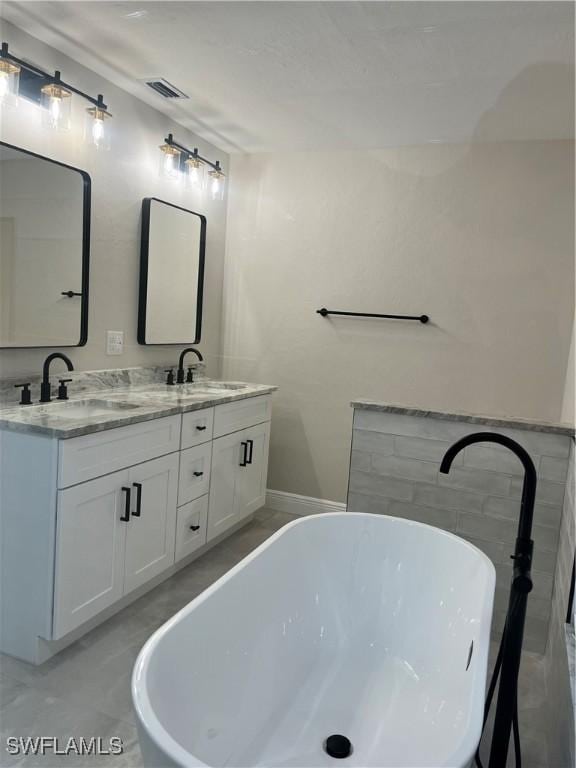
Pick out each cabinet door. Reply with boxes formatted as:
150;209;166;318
123;453;178;594
206;431;245;542
53;470;128;639
237;421;271;520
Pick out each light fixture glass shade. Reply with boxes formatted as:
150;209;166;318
159;143;182;179
208;165;225;201
0;59;20;109
41;82;72;130
185;155;206;191
85;105;112;150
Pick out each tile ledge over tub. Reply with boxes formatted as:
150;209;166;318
351;400;575;437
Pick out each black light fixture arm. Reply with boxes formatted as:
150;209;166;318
164;133;222;173
440;432;536;768
0;42;108;110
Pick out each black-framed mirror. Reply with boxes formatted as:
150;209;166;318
138;197;206;346
0;141;90;348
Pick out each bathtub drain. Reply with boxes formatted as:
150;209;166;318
324;735;352;759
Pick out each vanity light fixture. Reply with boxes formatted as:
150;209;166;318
0;42;113;144
184;150;206;191
159;139;182;179
0;46;20;107
85;95;113;149
41;72;72;130
159;134;226;199
208;161;225;201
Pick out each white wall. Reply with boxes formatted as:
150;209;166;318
0;21;228;378
561;319;575;423
223;141;575;502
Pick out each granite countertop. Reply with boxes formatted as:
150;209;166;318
0;381;277;439
351;399;575;437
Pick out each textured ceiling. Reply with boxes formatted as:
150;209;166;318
1;1;574;153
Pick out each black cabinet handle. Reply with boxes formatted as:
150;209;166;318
239;441;248;467
246;439;254;465
189;524;200;531
120;487;131;522
196;425;207;431
132;482;142;517
61;290;82;298
193;471;204;477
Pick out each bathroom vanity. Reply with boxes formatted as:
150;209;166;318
0;378;275;663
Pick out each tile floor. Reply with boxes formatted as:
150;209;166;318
0;509;550;767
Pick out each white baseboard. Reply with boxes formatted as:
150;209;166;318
265;489;346;517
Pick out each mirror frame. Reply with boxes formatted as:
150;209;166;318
0;140;91;349
138;197;206;346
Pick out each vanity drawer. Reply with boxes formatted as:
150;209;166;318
175;495;208;562
213;395;272;438
58;415;181;488
181;407;214;449
178;442;212;505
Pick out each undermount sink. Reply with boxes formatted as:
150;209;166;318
37;399;145;420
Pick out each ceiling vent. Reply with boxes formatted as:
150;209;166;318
144;78;189;99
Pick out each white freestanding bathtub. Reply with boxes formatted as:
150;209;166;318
132;513;495;768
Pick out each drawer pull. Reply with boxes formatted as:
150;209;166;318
239;441;248;467
246;439;254;465
196;425;207;431
189;524;201;531
132;482;142;516
193;471;204;477
120;487;131;522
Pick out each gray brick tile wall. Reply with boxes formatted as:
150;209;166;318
543;440;574;768
348;409;572;653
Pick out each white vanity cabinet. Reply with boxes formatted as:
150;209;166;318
208;421;270;541
54;426;180;638
0;393;272;664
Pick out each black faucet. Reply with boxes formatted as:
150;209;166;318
440;432;536;768
40;353;74;403
176;348;203;384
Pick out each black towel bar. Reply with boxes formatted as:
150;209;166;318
316;308;429;324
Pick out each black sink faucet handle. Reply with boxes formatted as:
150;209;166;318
14;383;32;406
57;379;73;400
165;369;175;386
186;367;194;383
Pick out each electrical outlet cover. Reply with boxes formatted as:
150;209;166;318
106;331;124;355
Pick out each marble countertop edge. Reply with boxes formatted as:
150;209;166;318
351;399;575;437
0;383;277;439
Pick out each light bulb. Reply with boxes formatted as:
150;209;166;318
92;117;104;143
49;96;61;124
41;80;72;130
208;165;225;201
185;155;206;190
159;142;182;179
0;58;20;108
85;104;112;149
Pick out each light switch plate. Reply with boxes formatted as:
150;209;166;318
106;331;124;356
